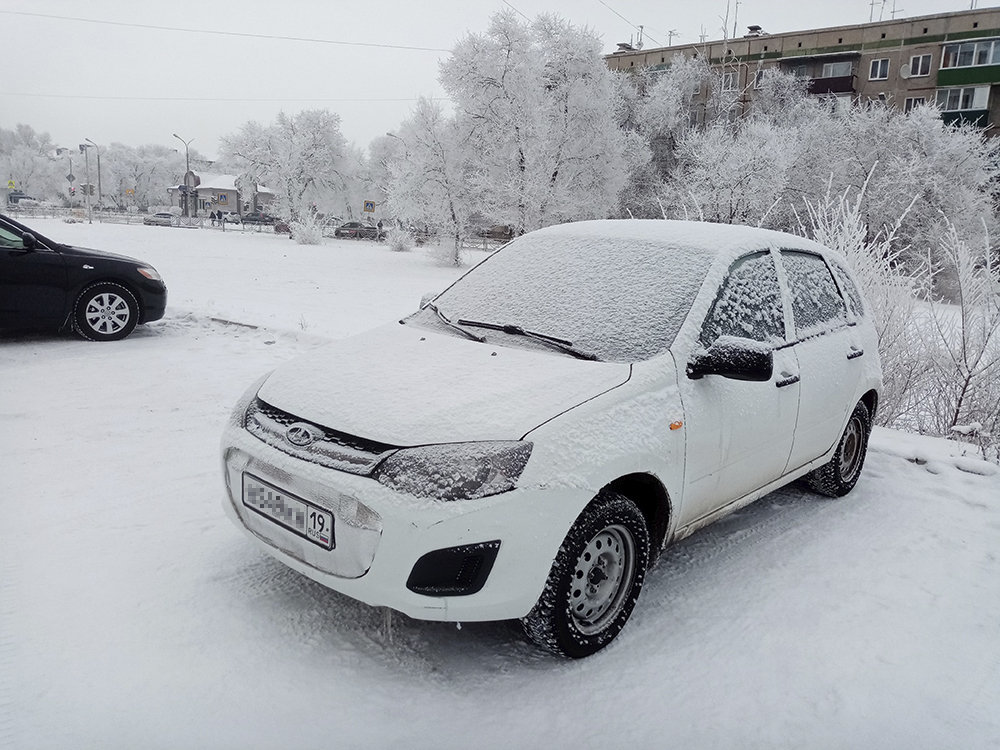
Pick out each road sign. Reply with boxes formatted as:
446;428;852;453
363;200;375;212
6;180;14;189
219;193;229;205
66;173;75;183
126;189;134;196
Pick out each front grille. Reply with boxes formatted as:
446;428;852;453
245;398;398;475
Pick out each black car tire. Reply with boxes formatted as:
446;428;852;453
522;491;649;658
74;282;139;342
804;401;871;497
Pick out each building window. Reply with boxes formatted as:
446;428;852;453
790;64;809;78
909;54;932;77
935;86;990;111
753;69;765;89
821;61;852;78
722;71;738;91
869;58;889;80
941;39;1000;68
904;96;926;112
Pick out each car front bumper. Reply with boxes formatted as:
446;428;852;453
220;423;592;622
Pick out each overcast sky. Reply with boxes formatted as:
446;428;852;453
2;0;993;159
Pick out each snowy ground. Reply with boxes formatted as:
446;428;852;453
2;219;999;749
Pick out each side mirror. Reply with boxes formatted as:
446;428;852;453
687;336;773;382
22;232;38;251
419;292;437;309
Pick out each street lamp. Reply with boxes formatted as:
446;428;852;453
172;133;194;219
79;143;93;224
85;138;101;207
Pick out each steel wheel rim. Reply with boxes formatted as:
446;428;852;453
839;415;864;483
569;524;635;635
84;292;131;335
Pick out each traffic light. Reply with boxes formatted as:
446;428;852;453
70;187;76;196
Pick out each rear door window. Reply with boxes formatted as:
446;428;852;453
827;256;865;319
780;250;849;337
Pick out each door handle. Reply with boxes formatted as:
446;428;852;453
847;346;864;360
776;372;800;388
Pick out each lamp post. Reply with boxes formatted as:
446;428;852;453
80;143;92;224
172;133;194;219
85;138;101;208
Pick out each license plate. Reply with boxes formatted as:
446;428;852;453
242;474;334;549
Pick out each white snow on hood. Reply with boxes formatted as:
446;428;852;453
256;322;631;445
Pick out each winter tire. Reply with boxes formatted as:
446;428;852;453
805;401;871;497
522;491;650;658
74;282;139;342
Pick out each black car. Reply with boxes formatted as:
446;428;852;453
0;213;167;341
241;211;277;225
334;221;379;239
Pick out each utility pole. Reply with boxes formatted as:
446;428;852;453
172;133;194;220
80;143;92;224
667;29;679;46
85;138;101;208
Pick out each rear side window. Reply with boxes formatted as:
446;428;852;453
780;250;849;336
828;256;865;319
700;252;785;347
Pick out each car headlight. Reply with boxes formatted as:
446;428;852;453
229;371;273;429
372;441;533;501
137;266;162;281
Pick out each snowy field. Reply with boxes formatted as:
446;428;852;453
2;218;999;749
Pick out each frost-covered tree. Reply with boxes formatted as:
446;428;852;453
100;143;186;209
385;97;474;265
0;124;60;199
439;11;635;234
221;109;350;243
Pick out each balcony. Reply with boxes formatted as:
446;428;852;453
808;75;856;96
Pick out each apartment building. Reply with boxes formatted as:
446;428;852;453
606;7;1000;129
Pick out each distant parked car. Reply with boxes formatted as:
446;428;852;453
143;212;175;227
0;212;167;341
334;221;378;239
6;191;38;205
220;219;881;658
220;212;241;225
242;211;277;225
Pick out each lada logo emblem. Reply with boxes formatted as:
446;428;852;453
285;422;320;447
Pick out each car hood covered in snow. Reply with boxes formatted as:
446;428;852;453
256;322;632;446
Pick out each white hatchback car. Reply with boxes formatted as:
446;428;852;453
221;220;881;657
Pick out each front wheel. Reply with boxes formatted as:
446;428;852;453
805;401;871;497
522;491;650;658
74;282;139;341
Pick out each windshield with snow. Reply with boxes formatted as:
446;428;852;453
407;232;717;362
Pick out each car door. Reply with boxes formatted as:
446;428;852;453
676;250;800;527
0;223;68;328
778;249;862;472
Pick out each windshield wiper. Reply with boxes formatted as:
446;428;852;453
456;319;599;361
420;303;486;342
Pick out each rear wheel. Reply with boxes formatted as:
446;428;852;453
805;401;871;497
74;282;139;342
522;491;650;658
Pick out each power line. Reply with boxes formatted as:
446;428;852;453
501;1;532;22
0;10;451;53
596;0;662;47
0;92;450;103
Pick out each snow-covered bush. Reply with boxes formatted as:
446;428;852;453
918;225;1000;453
385;227;413;252
291;213;324;245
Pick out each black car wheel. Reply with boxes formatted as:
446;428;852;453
74;282;139;342
522;491;649;658
805;401;871;497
